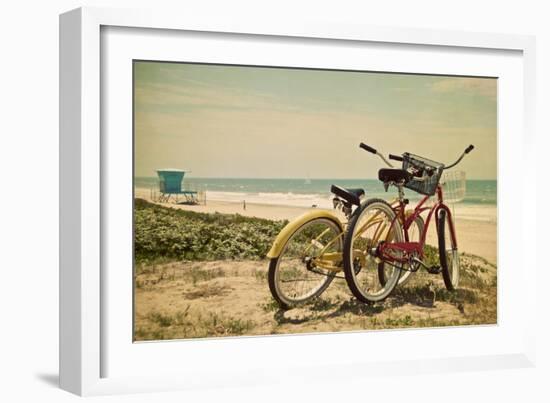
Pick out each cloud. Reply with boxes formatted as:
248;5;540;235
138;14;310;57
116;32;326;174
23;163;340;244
390;87;413;93
135;81;281;110
430;77;496;99
134;66;367;115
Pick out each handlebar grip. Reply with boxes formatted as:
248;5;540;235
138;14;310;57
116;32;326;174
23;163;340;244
359;143;377;154
465;144;474;154
389;154;403;162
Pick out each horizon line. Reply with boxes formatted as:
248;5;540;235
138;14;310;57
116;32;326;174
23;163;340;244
134;175;498;181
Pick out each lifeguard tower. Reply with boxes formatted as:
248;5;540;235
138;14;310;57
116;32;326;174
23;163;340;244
156;169;199;204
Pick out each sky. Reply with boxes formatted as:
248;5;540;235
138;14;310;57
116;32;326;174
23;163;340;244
134;61;497;179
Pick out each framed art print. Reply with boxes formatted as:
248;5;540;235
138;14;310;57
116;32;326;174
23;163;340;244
60;7;537;396
132;60;497;341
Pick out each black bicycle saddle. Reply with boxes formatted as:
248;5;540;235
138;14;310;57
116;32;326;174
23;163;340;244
330;185;365;206
378;168;412;184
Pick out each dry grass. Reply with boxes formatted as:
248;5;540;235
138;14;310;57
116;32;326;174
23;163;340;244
135;307;255;340
134;255;496;341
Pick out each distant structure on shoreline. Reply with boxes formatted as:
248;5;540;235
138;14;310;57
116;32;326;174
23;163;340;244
153;169;205;205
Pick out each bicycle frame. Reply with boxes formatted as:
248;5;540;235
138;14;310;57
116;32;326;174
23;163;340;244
266;197;416;273
379;184;457;264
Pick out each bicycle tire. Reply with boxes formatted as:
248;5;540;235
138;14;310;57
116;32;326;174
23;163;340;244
268;217;341;309
437;209;460;290
343;198;403;303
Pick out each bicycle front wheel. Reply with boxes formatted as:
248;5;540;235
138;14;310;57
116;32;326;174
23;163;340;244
437;209;460;290
268;217;342;309
343;199;403;303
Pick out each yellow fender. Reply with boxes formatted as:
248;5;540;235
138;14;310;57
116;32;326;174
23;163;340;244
266;210;344;259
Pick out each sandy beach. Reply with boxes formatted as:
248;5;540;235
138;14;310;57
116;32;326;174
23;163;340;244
134;255;496;341
134;187;497;264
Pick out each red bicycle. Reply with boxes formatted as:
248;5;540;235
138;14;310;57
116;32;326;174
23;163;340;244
342;143;474;303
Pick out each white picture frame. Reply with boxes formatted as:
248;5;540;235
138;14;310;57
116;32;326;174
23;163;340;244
59;6;537;396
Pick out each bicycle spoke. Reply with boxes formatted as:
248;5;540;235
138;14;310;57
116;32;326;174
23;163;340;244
271;218;342;306
344;199;404;302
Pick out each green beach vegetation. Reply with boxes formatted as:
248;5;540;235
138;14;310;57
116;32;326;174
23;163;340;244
134;198;287;264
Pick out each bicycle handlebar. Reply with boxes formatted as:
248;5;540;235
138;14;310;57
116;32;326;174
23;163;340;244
359;142;474;172
443;144;475;170
386;144;474;171
359;142;377;154
388;154;403;162
359;142;393;167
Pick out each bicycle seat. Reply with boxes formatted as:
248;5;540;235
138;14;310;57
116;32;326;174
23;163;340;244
330;185;365;206
378;168;412;184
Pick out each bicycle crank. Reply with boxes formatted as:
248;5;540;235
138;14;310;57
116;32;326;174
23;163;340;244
411;257;442;274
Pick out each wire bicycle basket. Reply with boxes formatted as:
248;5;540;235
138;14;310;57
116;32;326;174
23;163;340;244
440;170;466;204
402;153;444;196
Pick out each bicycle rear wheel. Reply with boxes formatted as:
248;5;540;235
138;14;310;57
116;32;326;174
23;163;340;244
437;209;460;290
343;199;403;303
268;217;341;309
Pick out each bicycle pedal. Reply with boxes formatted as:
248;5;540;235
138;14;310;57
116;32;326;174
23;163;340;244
426;266;442;274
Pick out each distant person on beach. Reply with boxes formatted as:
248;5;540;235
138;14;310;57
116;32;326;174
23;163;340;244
243;200;246;210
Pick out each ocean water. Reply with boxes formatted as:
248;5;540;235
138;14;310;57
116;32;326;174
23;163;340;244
135;177;496;209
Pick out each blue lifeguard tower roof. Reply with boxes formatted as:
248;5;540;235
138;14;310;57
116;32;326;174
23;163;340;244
155;169;200;204
156;169;190;194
